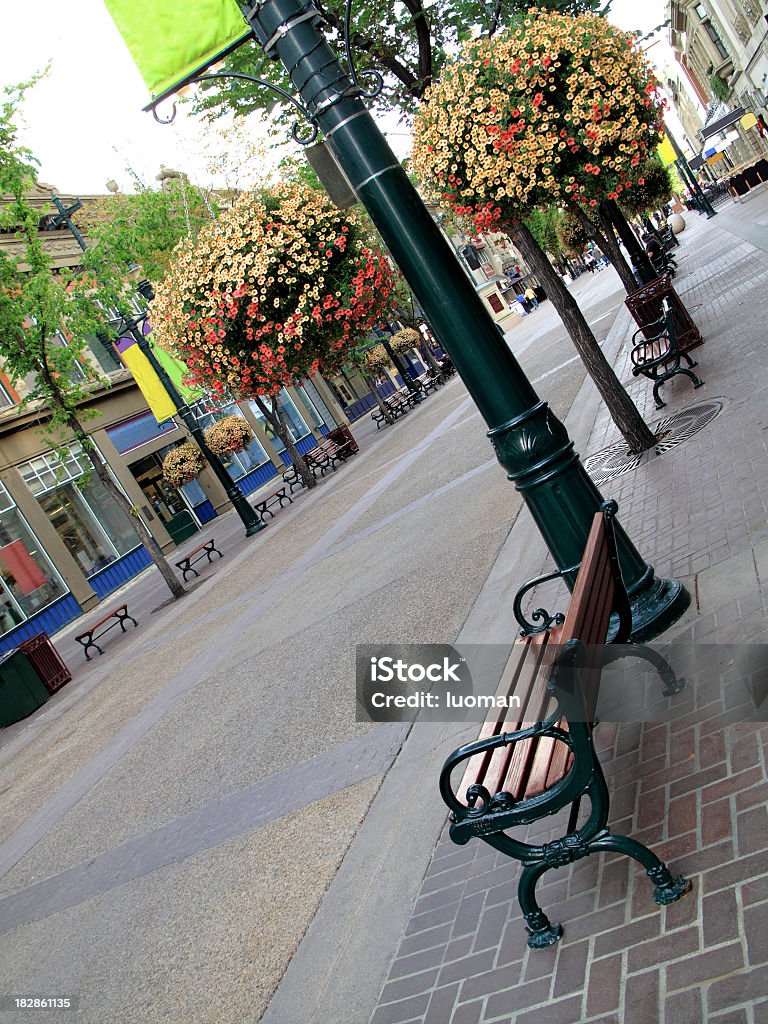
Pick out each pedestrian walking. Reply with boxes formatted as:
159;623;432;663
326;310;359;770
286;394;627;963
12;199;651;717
515;293;529;315
524;286;539;310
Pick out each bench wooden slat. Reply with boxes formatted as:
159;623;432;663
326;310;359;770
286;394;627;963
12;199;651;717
502;631;563;800
455;634;542;802
540;521;616;791
479;633;553;799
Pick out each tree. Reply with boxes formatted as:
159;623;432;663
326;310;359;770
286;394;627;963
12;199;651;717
412;10;661;453
192;0;604;126
0;82;185;600
82;178;217;284
151;181;398;487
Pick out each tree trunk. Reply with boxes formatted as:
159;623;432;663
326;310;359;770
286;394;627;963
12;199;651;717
363;372;395;424
419;341;442;377
59;415;186;599
569;203;639;295
253;394;316;489
511;223;657;454
83;442;186;599
602;200;657;285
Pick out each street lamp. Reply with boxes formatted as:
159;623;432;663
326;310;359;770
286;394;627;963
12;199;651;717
119;280;267;537
233;0;688;640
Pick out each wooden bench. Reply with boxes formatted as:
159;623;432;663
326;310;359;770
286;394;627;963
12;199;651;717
415;373;443;394
371;391;413;428
439;502;691;950
630;298;704;409
75;604;139;661
252;486;293;520
281;437;350;491
174;538;223;581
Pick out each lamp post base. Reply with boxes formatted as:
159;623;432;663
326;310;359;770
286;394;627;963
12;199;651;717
627;571;690;642
227;489;268;536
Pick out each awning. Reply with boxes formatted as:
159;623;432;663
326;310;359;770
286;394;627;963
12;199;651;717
702;107;745;141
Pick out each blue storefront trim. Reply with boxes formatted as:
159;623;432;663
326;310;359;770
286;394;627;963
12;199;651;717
89;547;153;599
193;499;217;524
0;594;82;654
345;393;377;421
277;434;317;467
233;463;279;495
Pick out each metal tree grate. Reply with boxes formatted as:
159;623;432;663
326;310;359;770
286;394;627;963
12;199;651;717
583;400;723;484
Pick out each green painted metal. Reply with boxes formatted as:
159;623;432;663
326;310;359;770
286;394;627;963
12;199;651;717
244;0;689;640
0;649;50;727
440;638;692;949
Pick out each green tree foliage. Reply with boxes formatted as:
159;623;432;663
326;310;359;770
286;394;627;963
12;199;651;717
557;209;592;255
0;81;185;598
525;208;563;258
82;179;217;285
192;0;604;125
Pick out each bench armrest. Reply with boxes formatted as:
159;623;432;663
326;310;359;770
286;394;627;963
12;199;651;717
513;565;578;635
631;319;665;344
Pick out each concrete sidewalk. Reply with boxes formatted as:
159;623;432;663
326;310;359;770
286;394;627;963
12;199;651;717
264;196;768;1024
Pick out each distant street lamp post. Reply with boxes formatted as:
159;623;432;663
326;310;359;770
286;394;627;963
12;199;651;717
118;281;267;537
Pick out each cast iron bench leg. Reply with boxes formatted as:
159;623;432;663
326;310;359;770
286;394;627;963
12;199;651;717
78;636;103;661
116;610;139;632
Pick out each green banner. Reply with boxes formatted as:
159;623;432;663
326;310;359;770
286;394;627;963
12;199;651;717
151;345;205;404
104;0;249;100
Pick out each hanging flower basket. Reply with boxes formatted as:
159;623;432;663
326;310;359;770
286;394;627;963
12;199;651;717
203;414;254;458
389;327;422;354
162;442;206;488
363;343;392;375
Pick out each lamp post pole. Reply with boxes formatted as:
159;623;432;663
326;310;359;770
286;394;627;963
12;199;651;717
242;0;689;639
382;329;424;401
665;131;717;218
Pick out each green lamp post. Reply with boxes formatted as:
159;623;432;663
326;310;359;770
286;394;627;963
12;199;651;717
237;0;688;639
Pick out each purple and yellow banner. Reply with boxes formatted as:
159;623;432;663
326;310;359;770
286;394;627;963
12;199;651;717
116;321;202;423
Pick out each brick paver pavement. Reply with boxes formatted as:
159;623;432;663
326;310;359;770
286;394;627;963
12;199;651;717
368;195;768;1024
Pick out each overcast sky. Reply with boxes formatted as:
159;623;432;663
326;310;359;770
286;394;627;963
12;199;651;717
1;0;670;196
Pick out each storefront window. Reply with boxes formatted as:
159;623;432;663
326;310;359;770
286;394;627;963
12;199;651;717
22;446;141;579
0;484;67;637
247;390;311;454
297;383;329;430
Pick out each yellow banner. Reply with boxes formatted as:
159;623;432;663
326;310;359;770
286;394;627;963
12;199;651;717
120;345;177;423
657;135;677;168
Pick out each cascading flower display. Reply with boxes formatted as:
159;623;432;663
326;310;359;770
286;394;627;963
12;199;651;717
202;414;254;458
162;442;206;487
151;181;397;398
362;343;393;375
412;9;665;231
389;327;422;354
